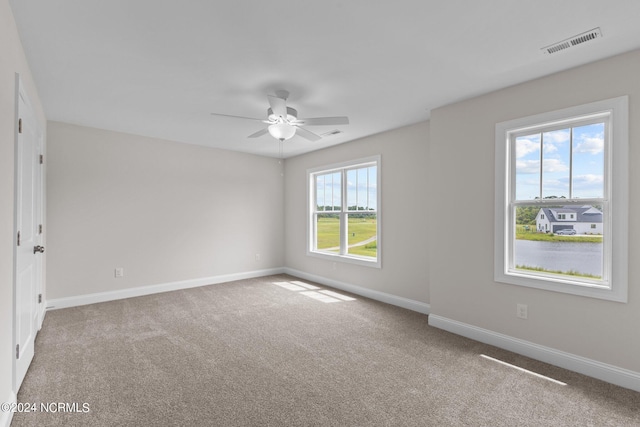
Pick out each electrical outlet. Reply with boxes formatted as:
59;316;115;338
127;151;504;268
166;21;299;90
114;268;124;278
516;303;528;319
332;262;337;270
255;253;261;261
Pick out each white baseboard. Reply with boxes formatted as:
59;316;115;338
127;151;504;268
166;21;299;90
0;390;16;427
284;268;430;314
45;267;429;314
46;268;285;310
429;314;640;393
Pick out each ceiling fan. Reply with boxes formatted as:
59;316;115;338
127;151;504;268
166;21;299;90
211;90;349;142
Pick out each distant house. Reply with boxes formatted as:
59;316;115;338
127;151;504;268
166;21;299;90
535;205;603;234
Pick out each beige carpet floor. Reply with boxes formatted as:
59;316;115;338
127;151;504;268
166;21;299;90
12;275;640;426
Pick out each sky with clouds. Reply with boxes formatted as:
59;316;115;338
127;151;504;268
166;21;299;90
515;122;604;200
316;166;377;210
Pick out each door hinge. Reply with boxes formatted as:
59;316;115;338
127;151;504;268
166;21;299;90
39;154;44;164
17;231;21;246
18;118;22;134
38;294;42;304
39;224;43;234
16;344;19;359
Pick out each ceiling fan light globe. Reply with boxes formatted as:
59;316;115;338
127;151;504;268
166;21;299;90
268;123;296;141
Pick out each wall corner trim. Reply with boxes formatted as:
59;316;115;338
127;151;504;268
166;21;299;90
46;268;285;310
428;314;640;393
284;268;430;314
0;390;16;427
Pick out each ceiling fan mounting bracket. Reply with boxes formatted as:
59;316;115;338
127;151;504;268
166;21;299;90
274;89;290;100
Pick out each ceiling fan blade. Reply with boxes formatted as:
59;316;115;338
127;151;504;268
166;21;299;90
247;128;269;138
211;112;264;122
294;126;322;142
296;116;349;126
267;95;288;119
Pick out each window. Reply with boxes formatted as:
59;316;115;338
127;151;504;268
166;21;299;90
308;156;380;267
495;97;628;302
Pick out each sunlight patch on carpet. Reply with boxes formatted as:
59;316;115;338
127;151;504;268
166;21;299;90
480;354;567;386
300;291;341;303
319;290;356;301
290;280;320;290
272;282;308;291
271;281;356;304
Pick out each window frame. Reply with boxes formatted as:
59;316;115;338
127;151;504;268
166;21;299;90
495;97;628;302
307;155;381;268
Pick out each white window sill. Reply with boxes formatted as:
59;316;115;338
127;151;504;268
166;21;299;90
495;269;626;303
307;250;381;269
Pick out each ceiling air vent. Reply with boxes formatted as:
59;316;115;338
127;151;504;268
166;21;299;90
541;27;602;54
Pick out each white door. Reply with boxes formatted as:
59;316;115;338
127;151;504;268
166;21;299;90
14;76;44;391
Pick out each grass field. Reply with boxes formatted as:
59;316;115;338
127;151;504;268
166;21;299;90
515;265;602;280
316;215;377;258
515;224;602;243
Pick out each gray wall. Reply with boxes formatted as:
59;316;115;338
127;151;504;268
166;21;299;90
429;50;640;372
1;0;47;414
46;122;284;299
284;122;430;303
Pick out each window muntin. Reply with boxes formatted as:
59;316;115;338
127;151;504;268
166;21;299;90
495;97;628;302
309;157;380;267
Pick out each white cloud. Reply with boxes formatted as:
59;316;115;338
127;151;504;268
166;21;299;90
572;174;603;186
518;158;570;174
543;129;570;144
543;143;558;154
542;178;564;188
516;159;540;174
540;129;570;157
515;137;540;159
518;177;540;186
541;177;570;196
542;158;569;173
574;136;604;155
572;174;604;197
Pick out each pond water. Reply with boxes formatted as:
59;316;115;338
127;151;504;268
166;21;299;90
514;240;603;277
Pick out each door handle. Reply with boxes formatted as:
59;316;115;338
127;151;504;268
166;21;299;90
33;245;45;254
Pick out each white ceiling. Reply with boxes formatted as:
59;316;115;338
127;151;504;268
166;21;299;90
9;1;640;158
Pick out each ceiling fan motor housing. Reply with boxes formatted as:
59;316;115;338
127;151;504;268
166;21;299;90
268;107;298;123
